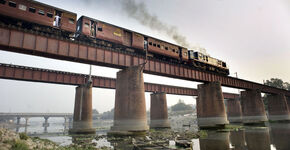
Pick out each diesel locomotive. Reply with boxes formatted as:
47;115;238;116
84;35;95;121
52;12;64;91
0;0;229;75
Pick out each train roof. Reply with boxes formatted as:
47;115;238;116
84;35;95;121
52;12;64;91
31;0;77;16
79;15;187;49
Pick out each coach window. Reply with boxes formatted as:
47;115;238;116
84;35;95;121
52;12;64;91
84;23;90;28
0;0;6;5
165;47;168;50
97;27;102;31
47;12;53;18
153;43;156;47
8;1;16;7
172;49;175;52
29;7;36;13
18;4;26;11
69;18;75;24
38;10;45;15
157;44;160;48
149;42;152;45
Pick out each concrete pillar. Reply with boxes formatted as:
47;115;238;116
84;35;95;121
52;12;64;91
43;117;49;133
197;81;229;128
226;99;243;123
199;131;230;150
24;117;29;126
110;66;149;135
240;89;267;124
245;128;270;150
267;94;290;121
69;83;95;134
24;117;29;133
150;92;170;128
16;117;21;125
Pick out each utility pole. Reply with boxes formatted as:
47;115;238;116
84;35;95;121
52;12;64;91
234;72;240;94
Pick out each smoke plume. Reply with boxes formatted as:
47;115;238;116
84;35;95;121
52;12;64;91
120;0;190;47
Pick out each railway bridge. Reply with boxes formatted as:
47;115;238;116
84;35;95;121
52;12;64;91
0;26;290;134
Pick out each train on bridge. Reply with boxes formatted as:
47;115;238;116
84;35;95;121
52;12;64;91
0;0;229;75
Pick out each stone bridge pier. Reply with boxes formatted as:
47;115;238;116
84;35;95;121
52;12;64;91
226;99;243;123
197;81;229;128
109;65;149;135
267;94;290;121
69;82;95;134
150;92;170;128
241;89;268;124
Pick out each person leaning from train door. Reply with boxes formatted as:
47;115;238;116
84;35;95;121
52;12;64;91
91;22;95;37
54;13;61;27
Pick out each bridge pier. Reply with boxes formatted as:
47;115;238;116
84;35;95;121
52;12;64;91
150;92;170;128
226;99;243;123
43;117;49;133
24;117;29;133
287;97;290;111
110;66;149;135
16;117;21;125
267;94;290;121
69;83;95;134
241;89;268;124
197;81;229;129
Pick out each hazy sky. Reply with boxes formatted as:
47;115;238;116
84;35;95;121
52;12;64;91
0;0;289;113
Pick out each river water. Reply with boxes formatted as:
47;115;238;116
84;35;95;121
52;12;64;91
4;117;290;150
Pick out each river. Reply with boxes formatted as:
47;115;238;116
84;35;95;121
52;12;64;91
3;116;290;150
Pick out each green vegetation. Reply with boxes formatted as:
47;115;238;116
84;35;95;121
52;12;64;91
11;140;29;150
197;130;208;138
92;109;99;114
264;78;290;90
100;108;114;120
263;78;290;110
19;132;29;140
170;99;193;112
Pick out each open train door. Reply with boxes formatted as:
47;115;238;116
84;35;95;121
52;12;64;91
90;20;96;38
53;10;62;28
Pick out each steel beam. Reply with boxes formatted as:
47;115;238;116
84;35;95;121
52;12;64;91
0;63;239;98
0;27;288;96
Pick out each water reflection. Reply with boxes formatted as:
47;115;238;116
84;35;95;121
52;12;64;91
198;123;290;150
269;123;290;150
245;127;270;150
199;131;230;150
230;130;247;150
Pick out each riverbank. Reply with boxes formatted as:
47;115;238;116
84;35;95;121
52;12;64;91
0;127;205;150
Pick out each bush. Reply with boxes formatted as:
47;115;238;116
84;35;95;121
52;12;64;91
11;140;29;150
19;132;29;140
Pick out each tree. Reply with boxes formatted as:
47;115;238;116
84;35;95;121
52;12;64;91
263;78;290;110
264;78;290;90
100;108;114;120
171;99;193;112
92;109;99;114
